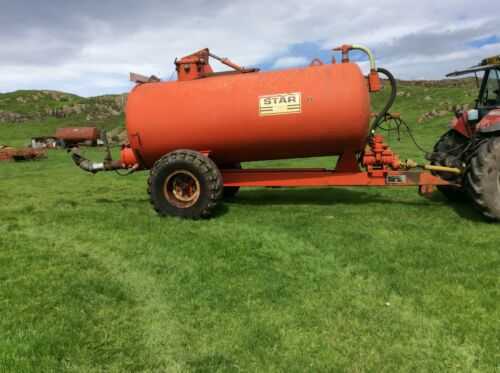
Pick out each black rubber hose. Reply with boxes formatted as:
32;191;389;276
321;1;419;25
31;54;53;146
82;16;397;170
370;67;397;133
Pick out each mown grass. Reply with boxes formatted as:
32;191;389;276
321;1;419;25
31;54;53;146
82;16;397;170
0;83;499;372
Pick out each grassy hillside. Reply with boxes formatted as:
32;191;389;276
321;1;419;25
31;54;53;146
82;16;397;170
1;81;499;372
0;90;126;147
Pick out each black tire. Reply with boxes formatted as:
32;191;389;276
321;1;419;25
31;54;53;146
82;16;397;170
221;163;241;199
148;150;223;219
466;137;500;221
432;130;468;202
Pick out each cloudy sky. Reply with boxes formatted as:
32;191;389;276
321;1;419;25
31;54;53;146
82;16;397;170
1;0;499;96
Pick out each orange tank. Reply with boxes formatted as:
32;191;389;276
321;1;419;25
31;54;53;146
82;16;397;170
125;59;371;168
55;127;101;144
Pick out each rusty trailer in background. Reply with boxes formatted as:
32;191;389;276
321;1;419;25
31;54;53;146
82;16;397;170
55;127;101;147
0;145;47;161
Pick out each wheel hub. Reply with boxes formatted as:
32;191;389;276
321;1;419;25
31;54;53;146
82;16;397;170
164;170;200;208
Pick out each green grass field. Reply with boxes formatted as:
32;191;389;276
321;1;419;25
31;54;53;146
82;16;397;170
1;83;499;372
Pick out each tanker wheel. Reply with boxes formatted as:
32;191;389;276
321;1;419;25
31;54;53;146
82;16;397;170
221;163;241;199
432;130;468;202
148;150;223;219
466;137;500;221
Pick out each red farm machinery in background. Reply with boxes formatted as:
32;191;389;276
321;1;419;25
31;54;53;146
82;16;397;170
55;127;101;147
70;45;500;221
0;145;46;162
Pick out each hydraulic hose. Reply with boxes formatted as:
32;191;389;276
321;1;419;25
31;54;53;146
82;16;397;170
368;69;432;155
370;67;397;133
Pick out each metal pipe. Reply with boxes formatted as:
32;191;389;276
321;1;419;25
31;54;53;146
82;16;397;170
208;53;259;73
351;44;377;71
423;164;462;175
70;147;124;174
401;159;462;175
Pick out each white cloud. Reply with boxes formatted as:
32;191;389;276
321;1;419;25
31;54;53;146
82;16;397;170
272;56;309;69
0;0;499;96
386;42;500;80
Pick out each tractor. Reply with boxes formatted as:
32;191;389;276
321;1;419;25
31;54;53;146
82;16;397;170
431;55;500;220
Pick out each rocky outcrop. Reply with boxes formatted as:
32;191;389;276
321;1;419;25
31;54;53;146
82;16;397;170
417;102;472;124
0;111;27;123
106;127;128;144
0;91;127;124
398;78;477;88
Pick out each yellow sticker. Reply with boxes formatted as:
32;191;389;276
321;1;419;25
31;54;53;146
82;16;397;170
259;92;301;116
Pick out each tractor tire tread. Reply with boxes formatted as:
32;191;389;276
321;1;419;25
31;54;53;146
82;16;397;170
466;137;500;221
432;130;468;202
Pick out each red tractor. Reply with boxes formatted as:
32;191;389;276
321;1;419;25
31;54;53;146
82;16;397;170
431;55;500;220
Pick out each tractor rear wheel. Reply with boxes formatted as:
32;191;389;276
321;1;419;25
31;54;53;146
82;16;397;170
148;150;223;219
432;130;468;202
466;137;500;221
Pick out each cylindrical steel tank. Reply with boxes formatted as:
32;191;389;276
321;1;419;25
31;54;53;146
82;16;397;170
125;62;370;168
55;127;100;144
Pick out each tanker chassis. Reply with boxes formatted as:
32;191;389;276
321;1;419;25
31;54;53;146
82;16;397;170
71;46;500;221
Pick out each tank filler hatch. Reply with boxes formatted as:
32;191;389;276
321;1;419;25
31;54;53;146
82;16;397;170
174;48;260;81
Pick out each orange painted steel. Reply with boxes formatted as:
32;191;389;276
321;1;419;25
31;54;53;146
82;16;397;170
120;146;138;167
125;62;370;169
118;48;451;193
221;169;450;188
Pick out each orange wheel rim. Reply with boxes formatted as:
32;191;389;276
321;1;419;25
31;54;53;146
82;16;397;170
164;170;201;208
